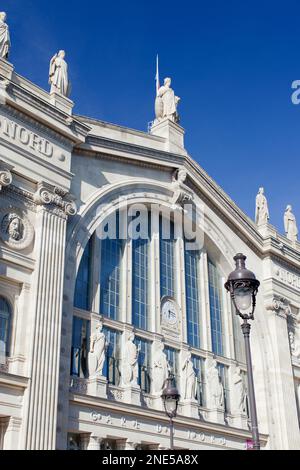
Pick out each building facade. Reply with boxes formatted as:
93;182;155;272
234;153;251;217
0;57;300;450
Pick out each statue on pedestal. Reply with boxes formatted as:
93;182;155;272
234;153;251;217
284;205;298;242
206;359;224;409
181;351;197;400
155;77;180;123
0;12;10;60
152;341;170;395
49;50;70;97
255;188;269;226
233;366;247;414
122;333;140;387
88;321;108;377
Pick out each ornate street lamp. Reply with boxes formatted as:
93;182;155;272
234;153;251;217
161;373;180;450
225;253;261;450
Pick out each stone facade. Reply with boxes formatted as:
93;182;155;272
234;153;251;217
0;57;299;451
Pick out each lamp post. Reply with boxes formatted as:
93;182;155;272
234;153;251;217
161;373;180;450
225;253;261;451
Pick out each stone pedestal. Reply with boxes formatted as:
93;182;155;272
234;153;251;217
232;414;248;430
207;408;225;425
151;395;164;411
87;376;108;399
181;400;199;419
50;92;74;115
123;385;141;406
87;434;102;450
150;118;187;156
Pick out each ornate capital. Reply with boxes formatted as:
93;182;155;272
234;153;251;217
265;296;291;318
34;182;77;216
0;162;13;191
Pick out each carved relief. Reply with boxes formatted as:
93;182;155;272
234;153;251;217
265;296;291;317
0;167;12;190
171;168;194;207
0;208;34;250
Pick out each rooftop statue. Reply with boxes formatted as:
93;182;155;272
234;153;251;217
49;50;70;97
284;205;298;243
155;77;180;123
255;187;269;226
0;12;10;60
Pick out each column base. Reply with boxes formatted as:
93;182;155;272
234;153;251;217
150;118;187;155
123;385;141;406
180;400;199;419
87;376;108;399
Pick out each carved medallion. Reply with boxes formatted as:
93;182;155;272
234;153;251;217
0;208;34;250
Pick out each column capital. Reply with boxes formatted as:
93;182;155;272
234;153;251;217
33;181;77;217
0;160;13;191
265;296;291;319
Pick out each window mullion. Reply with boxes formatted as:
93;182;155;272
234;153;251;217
91;234;101;314
176;233;187;343
150;207;160;333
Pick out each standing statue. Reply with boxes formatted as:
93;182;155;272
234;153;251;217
122;332;140;387
206;359;224;409
233;367;247;414
0;12;10;60
284;205;298;242
255;187;269;226
49;50;70;97
181;351;197;400
88;321;108;377
289;330;300;359
155;78;180;123
152;341;170;395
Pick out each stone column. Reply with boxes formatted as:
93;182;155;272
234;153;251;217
23;183;76;450
264;297;300;449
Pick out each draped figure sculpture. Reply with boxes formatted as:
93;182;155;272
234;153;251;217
155;78;180;123
233;367;247;414
88;321;108;377
49;50;70;97
255;187;269;226
206;359;224;409
284;205;298;242
152;341;170;395
181;351;197;400
122;332;140;387
0;12;10;60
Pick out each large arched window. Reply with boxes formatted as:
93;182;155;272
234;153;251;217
74;238;92;311
0;297;12;359
132;236;150;330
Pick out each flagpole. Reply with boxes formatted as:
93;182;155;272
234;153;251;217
156;54;160;96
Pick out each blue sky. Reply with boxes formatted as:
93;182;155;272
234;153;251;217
3;1;300;234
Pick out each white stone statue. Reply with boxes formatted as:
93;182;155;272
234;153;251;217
156;78;180;123
171;168;194;207
255;187;269;226
0;12;10;60
152;341;170;395
181;351;197;400
206;359;224;409
88;321;108;377
233;366;247;414
122;332;140;387
289;330;300;359
284;205;298;242
49;50;70;97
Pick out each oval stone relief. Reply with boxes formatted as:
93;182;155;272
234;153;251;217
0;208;35;250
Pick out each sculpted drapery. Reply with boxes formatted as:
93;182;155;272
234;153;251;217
0;12;10;60
49;50;70;97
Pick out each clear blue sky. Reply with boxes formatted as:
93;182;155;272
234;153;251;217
3;1;300;234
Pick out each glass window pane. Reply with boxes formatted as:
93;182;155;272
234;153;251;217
100;213;123;321
74;238;92;311
0;297;11;358
208;260;224;357
132;227;150;330
71;317;90;378
103;328;121;386
185;247;201;349
135;337;151;394
192;355;206;407
160;218;175;298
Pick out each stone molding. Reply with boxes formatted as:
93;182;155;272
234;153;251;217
33;182;77;217
0;161;13;191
